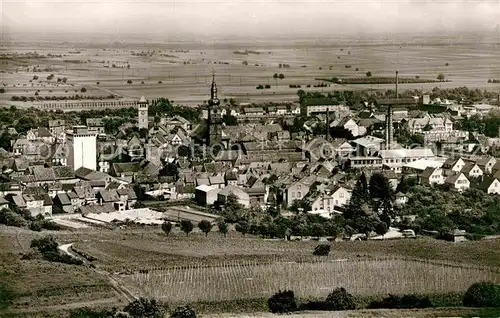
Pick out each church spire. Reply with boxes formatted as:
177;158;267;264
209;72;220;107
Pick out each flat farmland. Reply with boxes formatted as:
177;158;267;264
2;35;500;108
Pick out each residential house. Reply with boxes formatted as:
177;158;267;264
27;127;55;144
421;167;445;185
209;175;225;189
461;162;483;179
217;185;250;208
86;118;105;134
284;180;310;207
310;186;351;213
49;120;66;141
445;173;470;192
477;177;500;195
442;158;467;174
476;156;497;174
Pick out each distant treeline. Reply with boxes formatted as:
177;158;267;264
319;77;440;84
233;50;261;55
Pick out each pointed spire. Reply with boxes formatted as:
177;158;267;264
208;71;220;107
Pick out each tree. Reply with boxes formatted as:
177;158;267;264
171;305;197;318
268;290;297;313
62;77;68;83
369;173;393;203
127;80;133;85
235;221;249;236
423;123;432;131
325;287;356;310
180;220;193;236
222;114;238;126
123;297;164;318
437;73;445;81
463;282;500;307
0;88;4;94
80;87;87;93
278;73;285;80
198;220;213;236
366;71;372;77
375;222;388;239
218;221;228;237
161;221;172;236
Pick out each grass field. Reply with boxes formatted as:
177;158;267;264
0;227;124;313
2;35;500;107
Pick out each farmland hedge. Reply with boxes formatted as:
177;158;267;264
171;305;197;318
368;294;432;309
268;290;297;313
463;282;500;308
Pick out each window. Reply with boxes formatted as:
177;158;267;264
291;192;295;198
297;184;302;189
297;192;302;197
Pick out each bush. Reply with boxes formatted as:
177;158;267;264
171;305;196;318
368;294;432;309
0;209;27;227
268;290;297;313
31;236;58;254
463;282;500;307
325;287;356;310
123;297;164;318
29;221;43;232
313;244;330;256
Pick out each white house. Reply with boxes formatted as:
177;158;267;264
421;167;445;185
310;186;351;214
477;177;500;195
442;158;467;174
476;156;497;174
445;173;470;192
461;163;483;179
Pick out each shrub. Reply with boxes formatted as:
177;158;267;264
161;221;172;236
463;282;500;307
171;305;196;318
268;290;297;313
123;297;164;318
368;294;432;309
0;209;27;227
0;88;4;93
31;236;58;254
313;244;330;256
29;221;43;232
325;287;356;310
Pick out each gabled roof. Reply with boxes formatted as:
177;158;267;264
445;173;468;185
56;193;71;205
477;176;500;191
139;96;147;103
421;167;440;179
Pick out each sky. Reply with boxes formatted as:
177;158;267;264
2;0;500;40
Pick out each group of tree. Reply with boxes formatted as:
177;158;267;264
69;297;197;318
343;172;394;237
455;113;500;138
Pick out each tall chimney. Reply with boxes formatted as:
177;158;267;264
395;70;399;100
326;107;330;141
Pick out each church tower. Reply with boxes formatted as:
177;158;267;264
138;96;149;130
206;74;220;146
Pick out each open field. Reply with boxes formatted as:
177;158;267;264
2;35;500;108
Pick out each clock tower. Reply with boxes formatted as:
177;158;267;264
138;96;148;130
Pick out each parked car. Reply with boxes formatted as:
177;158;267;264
402;229;416;238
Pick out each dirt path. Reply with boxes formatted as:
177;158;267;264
58;242;137;303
